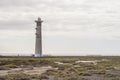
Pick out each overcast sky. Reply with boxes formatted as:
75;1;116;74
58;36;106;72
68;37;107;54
0;0;120;56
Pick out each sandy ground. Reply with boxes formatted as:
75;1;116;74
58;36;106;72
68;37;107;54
0;66;52;76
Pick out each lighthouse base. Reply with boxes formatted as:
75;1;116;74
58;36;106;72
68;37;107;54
35;53;42;57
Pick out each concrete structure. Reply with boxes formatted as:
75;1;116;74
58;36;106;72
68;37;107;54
35;17;43;57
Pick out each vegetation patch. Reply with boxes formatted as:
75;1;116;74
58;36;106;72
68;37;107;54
0;56;120;80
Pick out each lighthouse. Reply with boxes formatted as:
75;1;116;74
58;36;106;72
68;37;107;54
35;17;43;57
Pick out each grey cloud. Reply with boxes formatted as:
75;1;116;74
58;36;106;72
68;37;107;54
0;0;120;33
0;20;33;30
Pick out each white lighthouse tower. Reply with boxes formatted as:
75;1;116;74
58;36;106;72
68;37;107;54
35;17;43;57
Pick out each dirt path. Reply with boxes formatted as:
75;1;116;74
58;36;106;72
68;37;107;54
0;66;52;76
